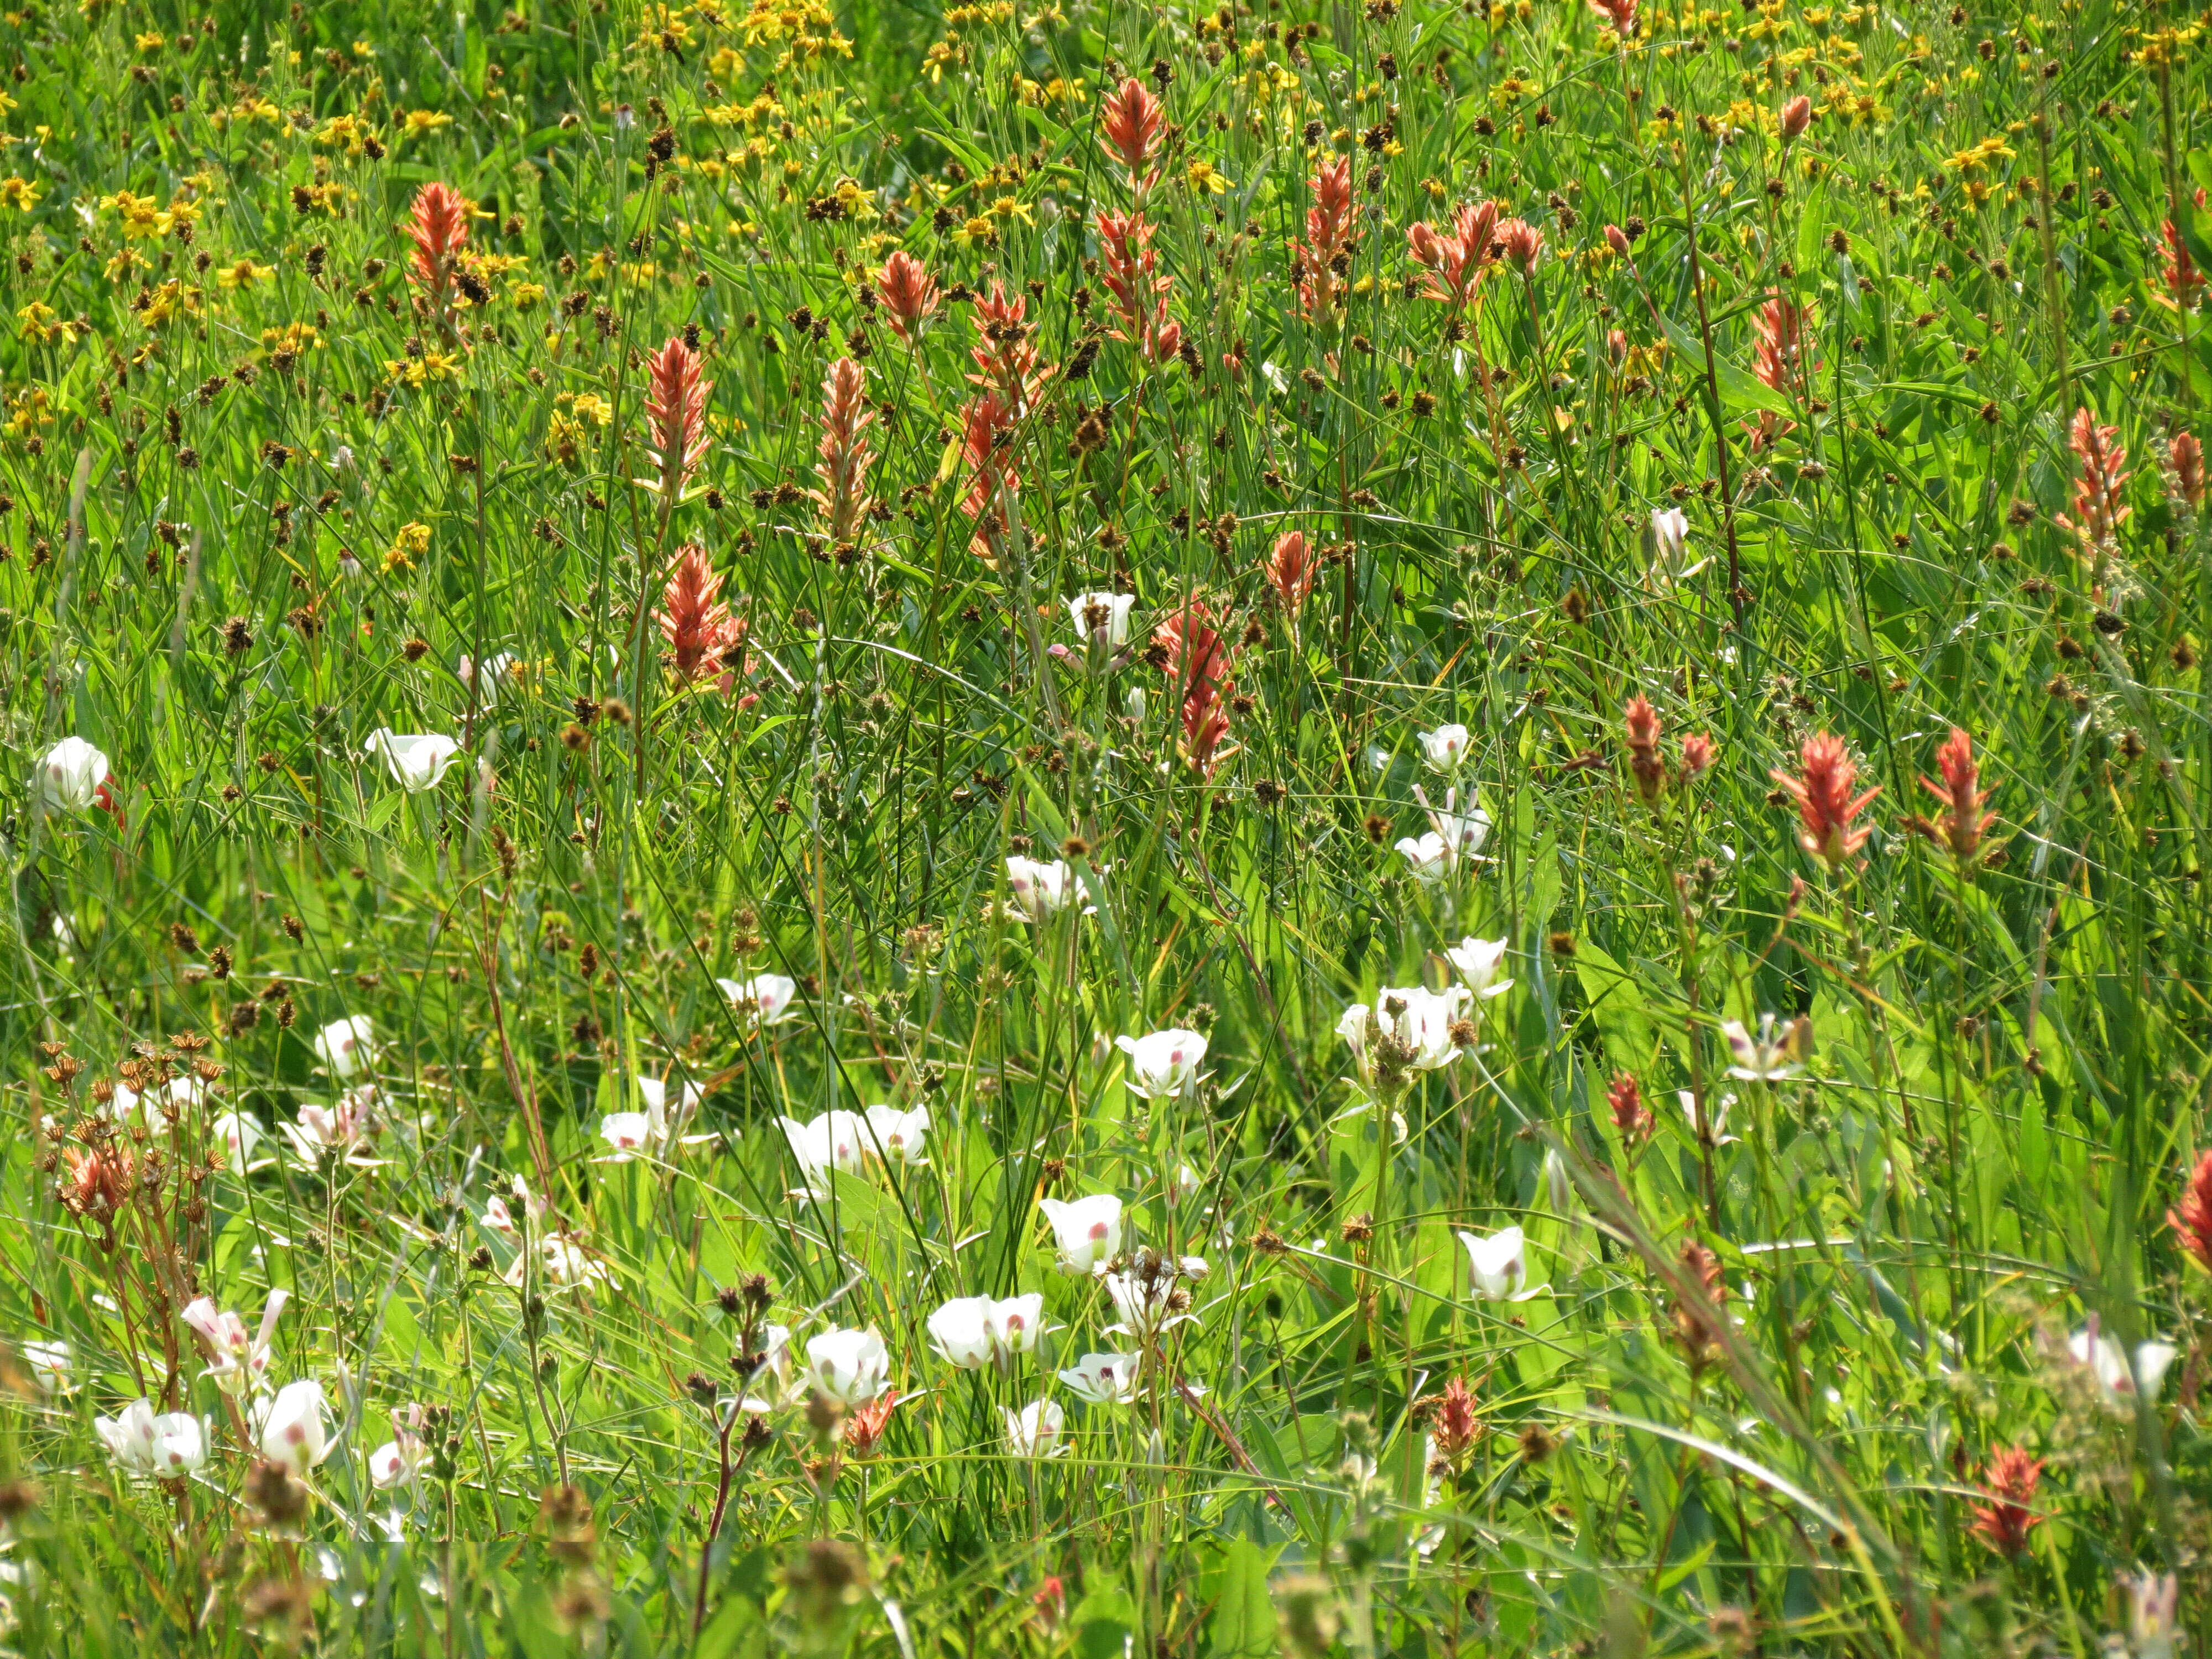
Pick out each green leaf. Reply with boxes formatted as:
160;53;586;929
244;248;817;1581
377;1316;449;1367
1573;941;1657;1074
1206;1541;1282;1659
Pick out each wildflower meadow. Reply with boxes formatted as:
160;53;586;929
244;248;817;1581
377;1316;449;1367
3;0;2211;1651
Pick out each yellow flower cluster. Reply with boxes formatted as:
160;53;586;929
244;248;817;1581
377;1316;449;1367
1944;135;2015;175
384;521;431;573
384;352;462;388
2133;24;2201;69
704;92;787;128
16;302;81;346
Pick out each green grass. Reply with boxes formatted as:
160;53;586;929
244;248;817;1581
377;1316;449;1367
0;0;2208;1652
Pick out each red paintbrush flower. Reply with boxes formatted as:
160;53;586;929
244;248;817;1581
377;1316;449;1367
1670;1239;1727;1375
2173;431;2205;511
2056;406;2131;552
1679;733;1715;782
57;1143;132;1223
1902;727;1996;866
1406;200;1496;309
1752;291;1810;396
644;336;711;499
957;391;1020;560
1430;1375;1482;1466
967;280;1048;416
1624;695;1664;805
1031;1578;1067;1634
1154;601;1238;773
404;182;471;310
1969;1447;2043;1557
1771;731;1880;870
1096;208;1180;362
875;250;940;341
1154;601;1232;700
1295;156;1358;319
1493;216;1545;275
843;1389;898;1459
1607;1072;1652;1144
1099;77;1164;193
1588;0;1637;33
811;357;877;543
1182;680;1234;773
2170;1148;2212;1274
2154;218;2204;313
1264;530;1317;613
655;544;743;682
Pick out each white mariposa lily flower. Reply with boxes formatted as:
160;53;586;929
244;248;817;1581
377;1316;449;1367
212;1108;270;1174
1418;723;1472;773
256;1379;334;1474
1457;1225;1545;1301
457;651;515;703
1004;1397;1069;1457
1057;1352;1142;1406
1004;855;1101;921
21;1339;71;1395
280;1087;387;1168
736;1324;799;1413
805;1327;892;1405
1444;936;1513;1000
1039;1194;1123;1276
314;1015;376;1080
363;729;463;792
1066;591;1136;648
1645;506;1710;587
1384;985;1470;1071
1415;785;1489;864
1337;986;1468;1082
1678;1089;1740;1146
861;1103;930;1166
926;1297;998;1369
598;1075;708;1162
1115;1029;1207;1099
369;1406;430;1490
1721;1014;1801;1082
777;1109;868;1196
1393;832;1452;884
2068;1323;2178;1401
2125;1571;2180;1659
1102;1263;1198;1342
95;1398;206;1480
985;1292;1046;1354
717;973;800;1029
180;1288;289;1396
38;737;110;811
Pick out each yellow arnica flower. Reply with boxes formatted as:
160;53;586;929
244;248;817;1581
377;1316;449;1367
1186;160;1230;194
137;279;203;327
102;189;162;237
217;260;275;290
17;301;81;345
403;109;453;135
384;353;461;388
384;522;432;573
0;176;42;211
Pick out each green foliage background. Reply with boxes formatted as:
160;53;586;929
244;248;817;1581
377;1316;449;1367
0;0;2206;1651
